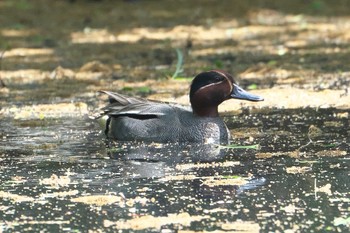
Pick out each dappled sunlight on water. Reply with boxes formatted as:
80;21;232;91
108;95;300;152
0;108;349;232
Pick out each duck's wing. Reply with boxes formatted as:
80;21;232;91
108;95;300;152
95;91;172;119
100;90;146;105
101;102;169;118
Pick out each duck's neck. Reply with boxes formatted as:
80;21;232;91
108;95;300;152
192;106;219;118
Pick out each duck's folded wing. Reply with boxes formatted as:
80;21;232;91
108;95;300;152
101;102;168;117
95;91;170;119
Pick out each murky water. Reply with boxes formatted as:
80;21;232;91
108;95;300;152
0;108;349;232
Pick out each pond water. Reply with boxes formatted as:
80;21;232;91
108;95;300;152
0;108;349;232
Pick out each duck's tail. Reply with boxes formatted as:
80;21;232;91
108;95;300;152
92;91;149;119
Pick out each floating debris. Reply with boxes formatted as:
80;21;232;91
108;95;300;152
0;191;34;203
40;174;72;189
71;195;124;206
104;212;209;230
286;166;312;174
202;177;248;187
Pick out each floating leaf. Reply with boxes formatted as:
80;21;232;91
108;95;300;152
107;147;125;153
267;60;277;66
39;112;45;120
223;175;242;179
122;86;133;91
297;160;320;164
320;143;337;148
218;144;260;150
173;76;192;80
137;86;151;94
121;86;152;94
247;84;258;90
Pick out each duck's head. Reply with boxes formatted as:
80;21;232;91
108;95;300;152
190;70;264;117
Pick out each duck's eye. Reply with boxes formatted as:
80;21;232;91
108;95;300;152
213;75;224;82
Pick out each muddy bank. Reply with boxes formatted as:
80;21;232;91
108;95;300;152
1;0;350;116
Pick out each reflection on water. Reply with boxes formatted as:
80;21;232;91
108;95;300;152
0;108;349;232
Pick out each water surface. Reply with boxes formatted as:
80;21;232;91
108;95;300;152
1;108;349;232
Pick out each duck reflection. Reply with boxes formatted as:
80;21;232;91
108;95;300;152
105;140;266;196
107;140;226;164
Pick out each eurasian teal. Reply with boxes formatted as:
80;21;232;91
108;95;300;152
98;70;263;144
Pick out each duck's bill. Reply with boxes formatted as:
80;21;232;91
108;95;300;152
231;84;264;101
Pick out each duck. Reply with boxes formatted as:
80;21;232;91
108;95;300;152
97;70;263;144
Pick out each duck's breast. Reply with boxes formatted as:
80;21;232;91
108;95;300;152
178;112;230;144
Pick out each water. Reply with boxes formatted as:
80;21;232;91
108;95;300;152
0;108;349;232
